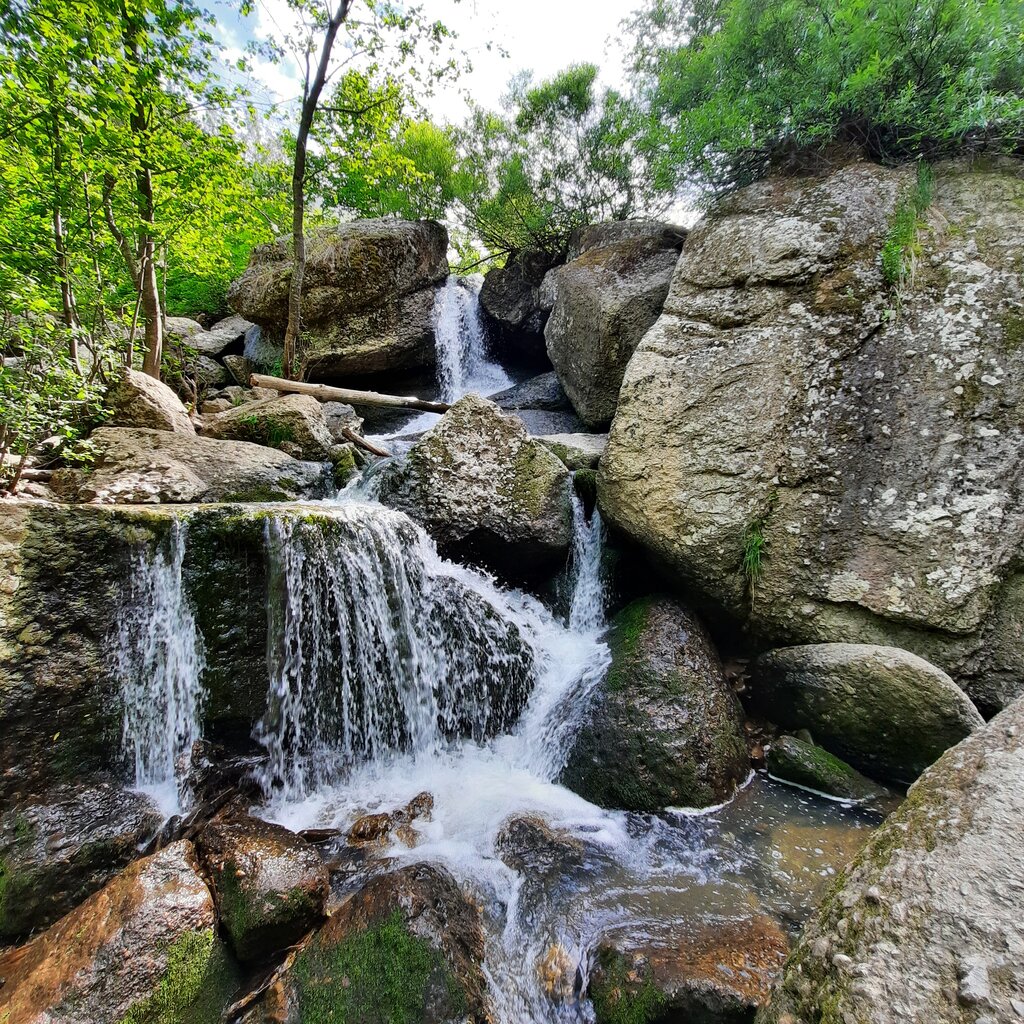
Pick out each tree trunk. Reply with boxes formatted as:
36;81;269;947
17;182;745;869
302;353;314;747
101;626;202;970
135;156;162;378
282;0;351;379
250;373;451;412
50;106;81;371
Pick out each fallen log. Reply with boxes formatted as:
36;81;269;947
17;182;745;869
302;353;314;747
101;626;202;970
341;427;391;458
249;373;450;414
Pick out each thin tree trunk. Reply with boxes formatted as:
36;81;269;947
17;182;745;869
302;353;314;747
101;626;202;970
282;0;351;379
50;106;81;371
136;160;163;378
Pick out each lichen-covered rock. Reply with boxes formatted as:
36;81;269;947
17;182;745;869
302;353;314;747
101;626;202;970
252;863;489;1024
756;696;1024;1024
105;367;196;434
0;781;163;940
545;221;686;428
227;219;448;379
590;916;789;1024
52;426;332;503
568;219;687;261
538;432;607;470
0;840;239;1024
375;394;572;579
480;247;564;359
221;353;253;386
202;394;335;460
766;735;893;804
562;596;749;810
599;158;1024;714
197;814;328;962
751;643;984;784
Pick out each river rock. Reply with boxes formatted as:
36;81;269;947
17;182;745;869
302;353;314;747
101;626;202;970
538;432;607;470
322;400;364;440
222;353;253;386
255;863;488;1024
375;394;573;579
545;220;686;428
51;426;332;503
599;158;1024;714
189;314;252;357
480;247;564;360
227;219;448;379
105;366;196;434
494;814;584;880
766;735;892;804
202;394;335;460
0;840;239;1024
197;814;328;962
751;643;984;784
590;915;789;1024
0;780;163;940
491;371;573;412
756;695;1024;1024
165;315;204;340
563;596;749;810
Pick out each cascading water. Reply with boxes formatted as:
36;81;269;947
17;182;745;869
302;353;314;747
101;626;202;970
567;497;605;635
115;519;205;815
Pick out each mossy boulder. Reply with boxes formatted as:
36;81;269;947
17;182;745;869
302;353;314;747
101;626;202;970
756;695;1024;1024
105;367;196;435
562;595;749;810
201;394;336;460
375;394;573;580
751;643;984;784
767;735;893;804
0;781;163;941
0;841;239;1024
196;814;329;962
253;863;489;1024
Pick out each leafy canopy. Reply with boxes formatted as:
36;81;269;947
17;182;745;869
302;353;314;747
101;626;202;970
626;0;1024;194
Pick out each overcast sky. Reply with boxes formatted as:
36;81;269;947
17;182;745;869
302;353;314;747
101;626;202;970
213;0;632;125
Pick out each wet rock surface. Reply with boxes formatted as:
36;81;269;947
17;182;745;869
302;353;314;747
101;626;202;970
375;394;573;579
196;814;329;962
599;159;1024;713
751;643;984;784
757;696;1024;1024
0;780;163;941
0;840;239;1024
766;735;893;805
563;595;750;810
51;426;333;504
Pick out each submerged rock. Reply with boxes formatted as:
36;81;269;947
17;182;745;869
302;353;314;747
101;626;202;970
202;394;336;460
590;915;789;1024
563;596;749;810
0;840;239;1024
545;220;686;428
105;366;196;434
375;394;573;579
757;695;1024;1024
227;219;448;379
599;159;1024;713
197;814;329;962
0;781;163;941
52;426;333;504
766;735;892;804
253;863;489;1024
751;643;984;784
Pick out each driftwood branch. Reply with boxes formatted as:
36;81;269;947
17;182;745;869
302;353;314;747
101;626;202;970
341;427;391;458
250;373;451;414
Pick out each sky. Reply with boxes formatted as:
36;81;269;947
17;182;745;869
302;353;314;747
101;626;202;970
212;0;632;126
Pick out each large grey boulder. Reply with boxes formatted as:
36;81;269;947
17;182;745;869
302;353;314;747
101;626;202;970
227;219;448;379
599;158;1024;713
757;696;1024;1024
563;595;749;810
545;220;686;428
52;426;332;504
105;367;195;434
480;247;564;359
202;394;336;460
752;643;983;784
375;394;573;579
567;218;686;261
190;314;252;357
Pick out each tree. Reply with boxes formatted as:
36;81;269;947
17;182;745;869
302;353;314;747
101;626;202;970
452;64;661;259
625;0;1024;196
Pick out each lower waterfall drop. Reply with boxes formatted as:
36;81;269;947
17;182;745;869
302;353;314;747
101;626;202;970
115;518;205;815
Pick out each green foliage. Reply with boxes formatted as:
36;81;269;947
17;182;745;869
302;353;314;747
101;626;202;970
627;0;1024;195
294;910;465;1024
881;162;935;288
452;64;662;258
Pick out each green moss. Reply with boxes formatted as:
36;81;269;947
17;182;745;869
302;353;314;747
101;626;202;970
118;928;239;1024
881;162;934;291
329;445;358;488
1001;309;1024;351
606;598;650;692
238;413;295;449
590;949;665;1024
294;910;465;1024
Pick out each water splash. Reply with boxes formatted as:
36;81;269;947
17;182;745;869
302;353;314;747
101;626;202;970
116;519;205;815
568;496;605;635
433;274;512;403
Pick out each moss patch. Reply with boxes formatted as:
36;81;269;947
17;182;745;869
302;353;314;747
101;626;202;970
293;910;466;1024
590;948;665;1024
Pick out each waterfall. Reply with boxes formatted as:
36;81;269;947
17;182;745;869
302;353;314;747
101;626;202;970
432;275;512;403
254;503;537;803
567;496;605;635
116;519;205;814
